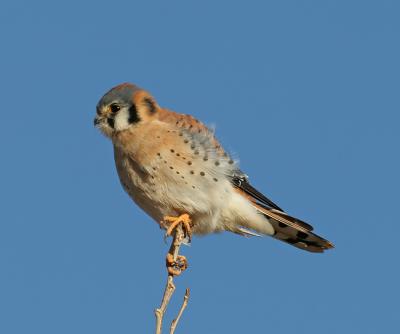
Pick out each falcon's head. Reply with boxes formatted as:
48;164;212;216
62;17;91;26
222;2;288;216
94;82;159;138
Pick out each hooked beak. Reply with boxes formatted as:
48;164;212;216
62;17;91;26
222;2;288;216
93;117;100;126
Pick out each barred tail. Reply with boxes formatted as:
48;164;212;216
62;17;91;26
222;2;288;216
254;202;334;253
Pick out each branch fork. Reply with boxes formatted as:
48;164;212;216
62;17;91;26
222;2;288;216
155;224;190;334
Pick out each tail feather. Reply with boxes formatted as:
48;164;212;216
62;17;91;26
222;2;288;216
253;202;334;253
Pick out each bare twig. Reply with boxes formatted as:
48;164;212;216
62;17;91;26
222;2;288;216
170;288;190;334
154;224;190;334
155;276;176;334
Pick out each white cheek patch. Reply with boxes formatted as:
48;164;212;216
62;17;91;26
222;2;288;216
114;108;131;131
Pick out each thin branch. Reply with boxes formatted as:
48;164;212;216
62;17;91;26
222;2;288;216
170;288;190;334
155;276;176;334
154;224;190;334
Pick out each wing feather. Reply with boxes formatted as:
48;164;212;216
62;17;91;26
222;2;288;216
232;179;334;252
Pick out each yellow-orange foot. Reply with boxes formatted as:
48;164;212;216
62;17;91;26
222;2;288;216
166;253;188;276
162;213;192;242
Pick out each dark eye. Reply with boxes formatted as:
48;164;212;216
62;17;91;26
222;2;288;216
110;103;121;113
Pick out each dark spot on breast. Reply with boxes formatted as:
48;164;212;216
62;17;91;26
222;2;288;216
157;152;161;156
179;132;183;136
152;167;157;171
176;171;180;174
200;171;205;176
203;156;208;161
190;144;195;149
170;166;174;170
213;178;218;182
215;161;220;166
189;125;193;129
184;139;189;144
176;153;180;157
170;149;175;153
228;159;234;164
190;171;194;174
194;150;199;155
164;160;167;164
192;185;196;189
187;161;192;165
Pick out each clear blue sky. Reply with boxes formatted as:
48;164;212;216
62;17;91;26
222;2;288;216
1;1;399;333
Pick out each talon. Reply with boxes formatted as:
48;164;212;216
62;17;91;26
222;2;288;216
166;253;188;276
162;213;192;242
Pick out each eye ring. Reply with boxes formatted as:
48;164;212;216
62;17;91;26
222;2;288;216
110;103;121;114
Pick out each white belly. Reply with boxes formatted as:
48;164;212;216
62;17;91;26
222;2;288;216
114;149;236;234
113;145;274;236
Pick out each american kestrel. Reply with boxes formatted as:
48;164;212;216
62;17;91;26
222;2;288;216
94;83;333;268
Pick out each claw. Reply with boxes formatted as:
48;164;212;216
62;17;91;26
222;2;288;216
162;213;192;242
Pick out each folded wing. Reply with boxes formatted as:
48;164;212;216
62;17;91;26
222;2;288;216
231;173;334;253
